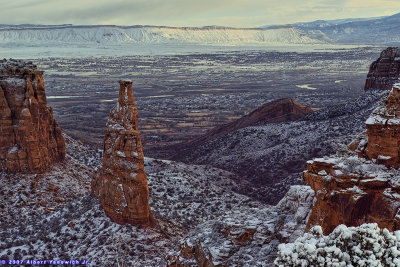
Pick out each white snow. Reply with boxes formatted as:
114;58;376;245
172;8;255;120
8;145;18;154
296;84;317;90
116;151;126;158
276;223;400;266
0;25;325;46
318;170;328;176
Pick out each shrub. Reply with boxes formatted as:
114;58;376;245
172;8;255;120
275;223;400;267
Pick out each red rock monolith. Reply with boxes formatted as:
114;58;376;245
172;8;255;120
92;80;151;226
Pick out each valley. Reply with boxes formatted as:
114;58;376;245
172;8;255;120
2;3;400;266
40;46;382;154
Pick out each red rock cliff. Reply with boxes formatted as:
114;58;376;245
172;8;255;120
364;85;400;167
304;83;400;234
0;59;65;173
364;47;400;91
92;80;151;226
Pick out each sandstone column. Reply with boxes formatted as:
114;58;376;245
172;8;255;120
92;80;151;226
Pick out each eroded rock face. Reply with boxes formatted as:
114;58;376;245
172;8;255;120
364;84;400;167
304;84;400;234
0;59;65;173
92;80;151;226
364;47;400;91
304;157;400;234
167;185;315;266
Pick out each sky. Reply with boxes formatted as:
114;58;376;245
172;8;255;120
1;0;400;27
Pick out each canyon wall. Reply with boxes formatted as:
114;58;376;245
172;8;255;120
304;83;400;234
364;47;400;91
0;59;65;173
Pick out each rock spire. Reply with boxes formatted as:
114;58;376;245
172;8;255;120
0;59;65;173
92;80;151;226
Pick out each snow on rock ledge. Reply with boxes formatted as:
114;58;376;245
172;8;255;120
304;155;400;234
364;84;400;168
304;83;400;235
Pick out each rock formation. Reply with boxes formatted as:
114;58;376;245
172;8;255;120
0;59;65;173
304;83;400;234
364;84;400;167
188;98;313;146
92;80;151;226
364;47;400;91
167;185;315;266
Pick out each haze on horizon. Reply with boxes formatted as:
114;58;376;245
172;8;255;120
1;0;400;27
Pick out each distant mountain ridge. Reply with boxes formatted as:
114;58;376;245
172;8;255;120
292;12;400;44
0;24;324;45
1;12;400;47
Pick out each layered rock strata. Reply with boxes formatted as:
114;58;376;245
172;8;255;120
0;59;65;173
364;84;400;167
304;83;400;234
92;80;151;226
364;47;400;91
304;156;400;234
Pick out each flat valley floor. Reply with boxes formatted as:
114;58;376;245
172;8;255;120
38;46;384;154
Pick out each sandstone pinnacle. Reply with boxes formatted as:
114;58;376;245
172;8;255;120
92;80;152;226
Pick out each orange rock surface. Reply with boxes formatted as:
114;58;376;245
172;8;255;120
304;158;400;234
304;83;400;234
364;85;400;167
0;59;65;173
92;80;151;226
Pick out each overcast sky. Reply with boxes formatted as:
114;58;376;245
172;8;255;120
1;0;400;27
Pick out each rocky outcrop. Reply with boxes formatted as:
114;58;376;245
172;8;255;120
92;80;151;226
187;98;313;146
0;59;65;173
304;83;400;234
364;84;400;167
167;185;315;266
364;47;400;91
304;156;400;234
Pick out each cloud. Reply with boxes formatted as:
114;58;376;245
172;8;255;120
0;0;400;27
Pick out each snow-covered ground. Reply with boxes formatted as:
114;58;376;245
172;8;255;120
0;134;313;266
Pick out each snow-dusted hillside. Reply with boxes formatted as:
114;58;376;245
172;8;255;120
171;91;384;204
0;25;324;46
0;133;312;266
